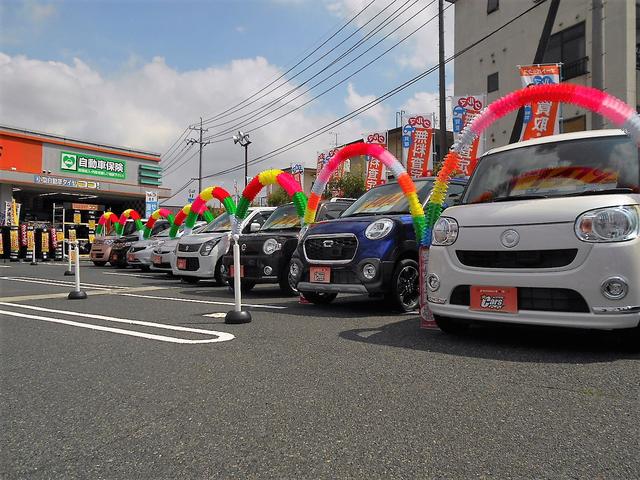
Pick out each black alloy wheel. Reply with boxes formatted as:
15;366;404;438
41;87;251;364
388;259;420;312
279;259;299;296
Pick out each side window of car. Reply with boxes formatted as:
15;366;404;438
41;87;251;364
318;202;350;221
445;184;466;206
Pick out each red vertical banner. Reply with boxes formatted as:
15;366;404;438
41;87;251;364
364;132;387;191
402;114;434;178
452;95;486;176
518;64;561;140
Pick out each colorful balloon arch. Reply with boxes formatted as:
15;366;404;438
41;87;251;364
233;169;307;235
305;143;426;241
185;186;236;232
169;203;216;238
143;208;175;239
118;209;144;236
96;211;119;236
422;83;640;246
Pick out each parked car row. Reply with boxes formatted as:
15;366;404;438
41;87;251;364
88;130;639;339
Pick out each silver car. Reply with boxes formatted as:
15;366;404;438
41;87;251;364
149;221;207;273
425;130;639;334
126;221;172;270
173;207;275;284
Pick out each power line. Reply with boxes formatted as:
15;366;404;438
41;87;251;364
201;0;439;143
201;0;548;180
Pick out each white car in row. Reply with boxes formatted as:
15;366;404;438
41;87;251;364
173;207;275;284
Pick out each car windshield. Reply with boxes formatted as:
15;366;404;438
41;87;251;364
122;221;137;235
155;226;173;237
201;213;232;233
463;135;640;204
341;179;435;216
260;204;301;231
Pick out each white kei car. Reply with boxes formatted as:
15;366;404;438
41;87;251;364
148;221;207;274
426;130;639;335
173;207;275;284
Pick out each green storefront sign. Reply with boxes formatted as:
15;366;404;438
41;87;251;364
60;151;126;180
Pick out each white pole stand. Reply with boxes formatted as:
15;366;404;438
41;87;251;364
64;241;74;275
225;235;251;324
30;246;37;266
68;242;87;300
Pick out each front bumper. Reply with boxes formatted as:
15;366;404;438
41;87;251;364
222;253;285;284
128;248;152;267
90;245;112;262
109;248;129;266
292;257;395;295
150;250;175;272
425;236;640;330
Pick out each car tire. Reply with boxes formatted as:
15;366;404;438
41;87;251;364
434;315;471;335
387;258;420;312
93;261;107;267
181;276;200;284
300;291;338;305
278;259;298;296
228;280;256;293
213;258;224;286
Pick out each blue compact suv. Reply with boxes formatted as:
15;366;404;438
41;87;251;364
291;177;468;312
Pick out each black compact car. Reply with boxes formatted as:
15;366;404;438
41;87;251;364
108;220;169;268
222;199;354;295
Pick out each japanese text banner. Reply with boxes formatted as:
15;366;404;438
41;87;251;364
519;64;561;140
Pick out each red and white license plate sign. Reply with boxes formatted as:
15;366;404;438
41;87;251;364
229;265;245;277
127;253;135;262
177;258;187;270
110;253;117;262
470;286;518;313
152;254;162;265
310;266;330;283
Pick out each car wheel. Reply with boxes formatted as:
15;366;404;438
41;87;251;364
181;276;200;284
434;315;471;335
213;258;224;286
228;280;256;293
93;261;107;267
387;258;420;312
279;259;298;296
300;291;337;305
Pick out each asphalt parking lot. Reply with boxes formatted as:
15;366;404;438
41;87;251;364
1;260;638;479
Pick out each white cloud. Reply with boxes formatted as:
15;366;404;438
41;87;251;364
26;0;57;23
401;83;454;130
344;82;391;131
325;0;455;71
0;52;373;205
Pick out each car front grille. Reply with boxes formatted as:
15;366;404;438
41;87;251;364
304;235;357;263
449;285;590;313
456;249;578;269
178;243;202;253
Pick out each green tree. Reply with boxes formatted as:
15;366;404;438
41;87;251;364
267;187;290;206
327;172;366;199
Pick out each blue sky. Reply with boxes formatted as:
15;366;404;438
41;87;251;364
1;0;453;203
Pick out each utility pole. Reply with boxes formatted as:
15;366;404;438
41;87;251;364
187;117;210;193
438;0;447;162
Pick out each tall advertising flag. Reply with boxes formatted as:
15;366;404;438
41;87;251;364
518;64;561;140
452;94;486;175
402;114;435;178
364;132;387;190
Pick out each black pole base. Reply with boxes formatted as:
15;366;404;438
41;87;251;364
68;290;88;300
64;270;74;276
30;261;38;266
225;310;252;324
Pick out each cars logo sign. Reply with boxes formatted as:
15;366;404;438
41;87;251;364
364;132;387;191
452;94;486;175
518;64;561;140
402;114;435;178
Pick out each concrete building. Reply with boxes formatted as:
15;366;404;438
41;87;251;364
452;0;638;149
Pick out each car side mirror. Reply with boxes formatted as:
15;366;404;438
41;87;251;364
449;193;461;205
250;222;261;232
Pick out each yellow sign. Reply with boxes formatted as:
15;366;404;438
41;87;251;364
11;200;18;226
56;231;64;243
27;230;35;250
41;231;49;252
88;219;96;230
10;229;19;253
73;212;82;224
70;249;78;262
88;234;95;244
0;234;3;255
68;229;77;242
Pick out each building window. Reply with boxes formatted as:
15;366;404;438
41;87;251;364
561;115;586;134
543;22;587;80
487;0;499;14
487;72;499;93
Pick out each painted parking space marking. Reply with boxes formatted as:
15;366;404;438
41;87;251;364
118;293;287;310
1;286;176;302
0;303;234;344
0;276;125;291
102;272;169;279
2;275;130;288
203;312;227;318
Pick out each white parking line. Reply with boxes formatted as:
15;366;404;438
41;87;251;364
2;276;128;289
118;293;286;309
0;302;235;344
0;276;114;290
102;272;166;279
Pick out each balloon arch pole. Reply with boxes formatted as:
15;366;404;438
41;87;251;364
227;169;307;325
419;83;640;327
169;203;216;239
118;209;145;240
143;208;175;239
96;211;119;236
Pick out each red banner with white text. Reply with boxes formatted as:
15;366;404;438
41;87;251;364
364;132;387;190
519;64;561;140
402;114;434;178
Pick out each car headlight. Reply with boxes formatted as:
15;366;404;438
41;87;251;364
432;217;459;246
263;238;282;255
200;238;219;255
104;239;114;245
575;206;639;242
365;218;394;240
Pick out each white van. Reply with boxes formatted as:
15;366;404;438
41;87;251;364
425;130;639;335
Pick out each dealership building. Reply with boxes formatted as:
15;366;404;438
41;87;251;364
0;125;169;244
